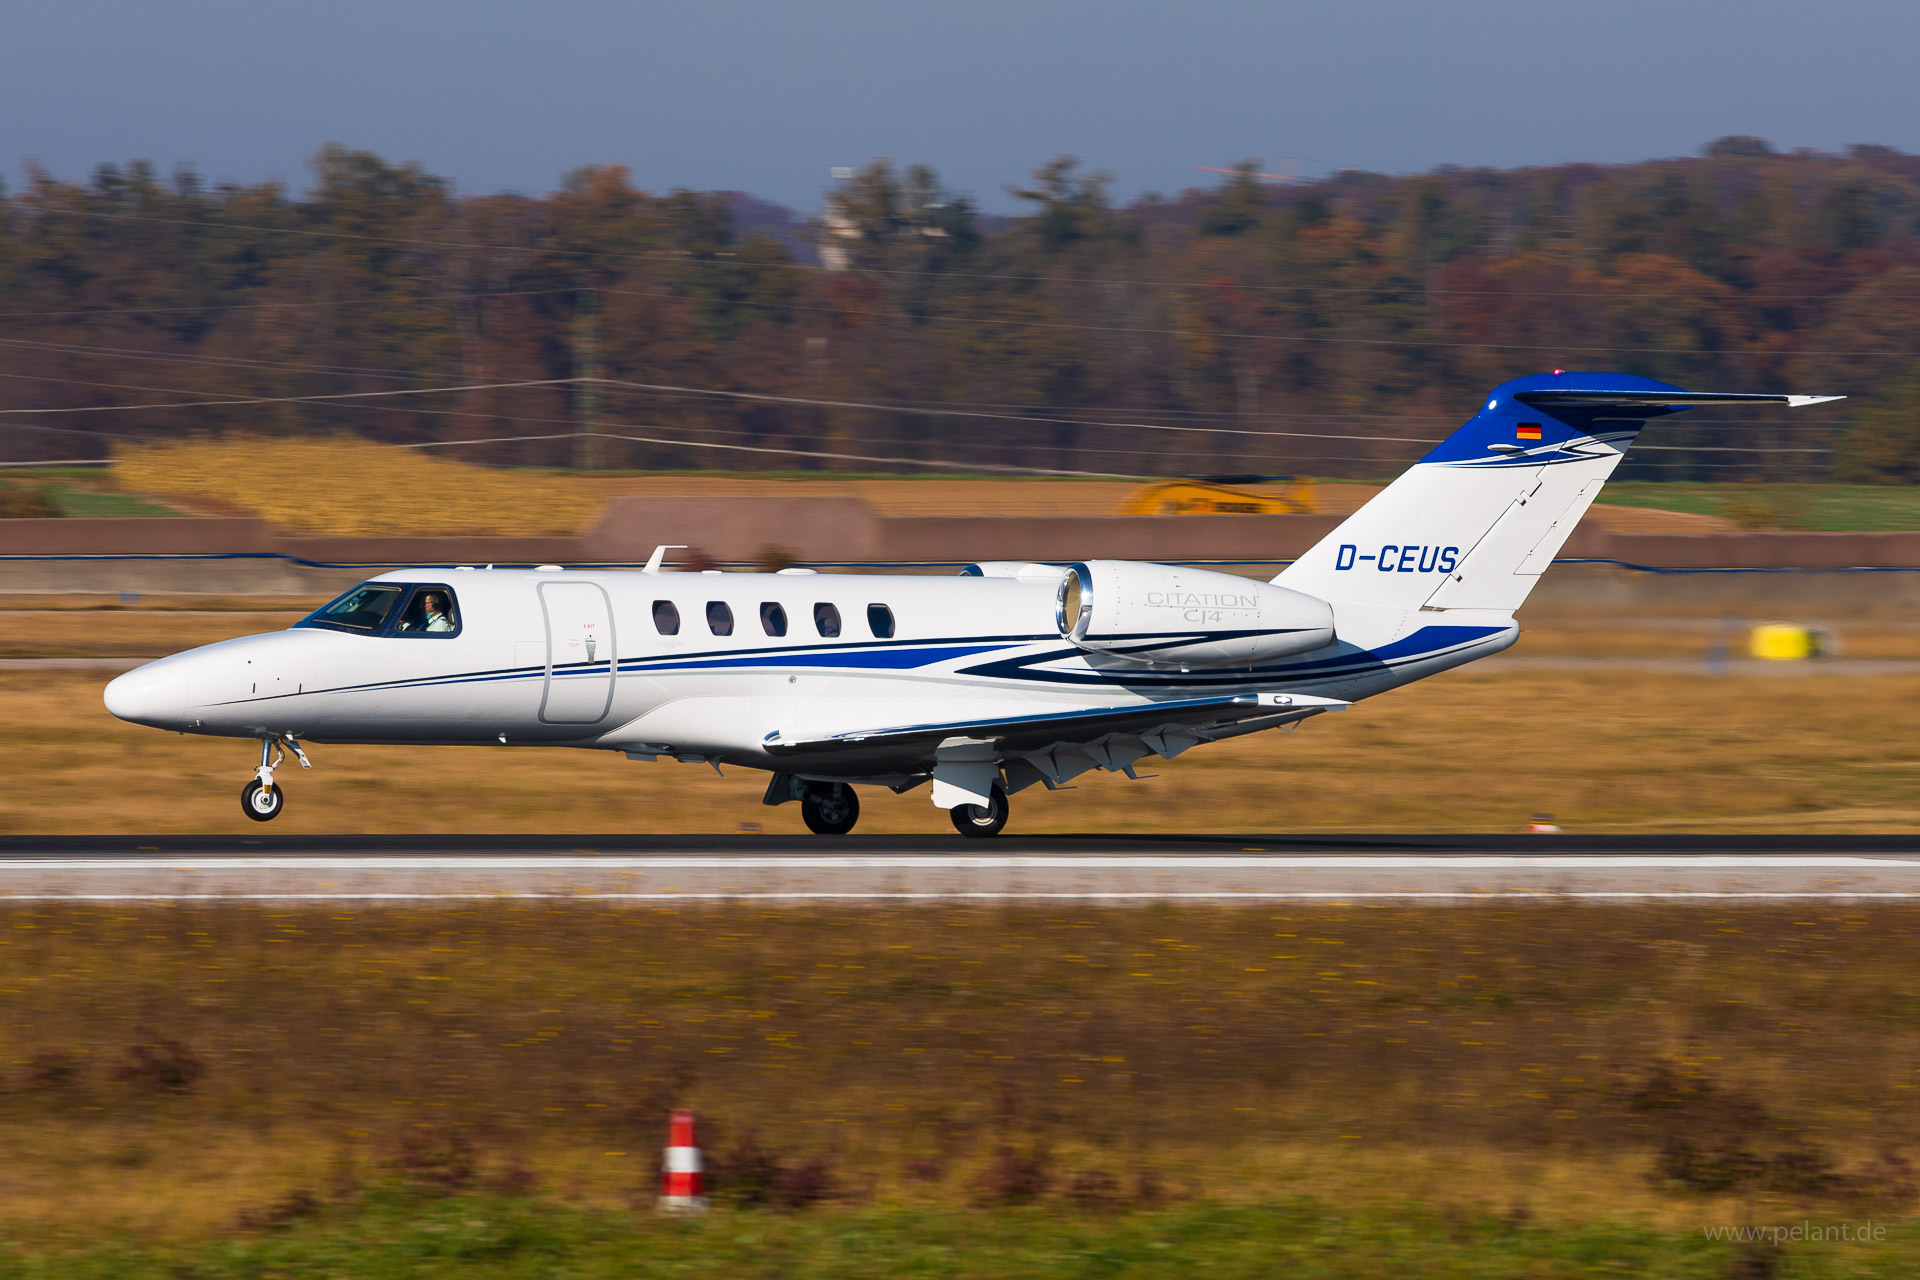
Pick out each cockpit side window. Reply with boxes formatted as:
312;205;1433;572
392;585;462;637
296;583;407;634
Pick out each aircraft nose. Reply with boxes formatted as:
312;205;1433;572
104;662;190;729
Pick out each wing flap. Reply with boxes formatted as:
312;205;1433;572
762;692;1347;757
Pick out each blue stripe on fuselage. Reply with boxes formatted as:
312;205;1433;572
212;624;1507;708
627;642;1009;673
241;639;1030;702
956;624;1508;688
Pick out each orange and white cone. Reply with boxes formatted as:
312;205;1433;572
658;1108;707;1212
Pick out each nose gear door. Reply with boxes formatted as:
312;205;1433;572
538;581;616;724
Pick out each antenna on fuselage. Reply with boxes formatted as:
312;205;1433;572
643;545;687;574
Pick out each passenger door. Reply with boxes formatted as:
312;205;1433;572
539;581;616;724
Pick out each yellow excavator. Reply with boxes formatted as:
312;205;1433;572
1117;475;1317;516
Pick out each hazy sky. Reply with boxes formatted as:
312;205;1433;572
6;0;1918;213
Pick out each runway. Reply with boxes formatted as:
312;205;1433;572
5;834;1920;902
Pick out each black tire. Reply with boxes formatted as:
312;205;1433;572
241;778;284;822
800;783;860;836
950;784;1009;838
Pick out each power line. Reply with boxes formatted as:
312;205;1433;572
0;373;1848;465
0;335;442;384
589;378;1445;444
0;377;570;415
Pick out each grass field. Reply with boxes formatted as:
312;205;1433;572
18;446;1920;532
3;901;1919;1272
8;607;1920;1271
23;444;1920;536
0;472;184;520
1599;482;1920;532
5;1195;1904;1278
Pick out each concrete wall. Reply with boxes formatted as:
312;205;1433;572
0;518;279;555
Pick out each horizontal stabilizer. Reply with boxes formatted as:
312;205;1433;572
763;692;1347;757
1514;389;1843;413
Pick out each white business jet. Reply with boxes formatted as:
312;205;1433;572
104;373;1839;836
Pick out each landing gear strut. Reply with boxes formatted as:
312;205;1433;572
240;736;310;823
950;784;1009;838
800;782;860;836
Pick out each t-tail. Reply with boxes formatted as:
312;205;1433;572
1276;372;1842;615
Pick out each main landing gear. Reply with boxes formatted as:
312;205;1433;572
241;736;310;823
949;784;1009;839
800;782;861;836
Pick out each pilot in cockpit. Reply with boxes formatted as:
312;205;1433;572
397;589;457;633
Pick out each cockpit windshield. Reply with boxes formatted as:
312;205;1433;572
295;584;405;634
294;582;463;636
394;586;459;633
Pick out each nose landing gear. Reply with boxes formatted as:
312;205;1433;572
241;736;310;823
241;777;283;821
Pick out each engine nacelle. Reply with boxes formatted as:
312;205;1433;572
1056;560;1335;667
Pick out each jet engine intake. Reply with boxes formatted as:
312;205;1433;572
1057;560;1334;667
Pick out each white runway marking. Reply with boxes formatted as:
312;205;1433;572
5;852;1920;903
15;891;1920;903
3;854;1917;872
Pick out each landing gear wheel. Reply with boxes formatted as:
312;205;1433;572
241;778;284;822
950;785;1009;838
800;783;860;836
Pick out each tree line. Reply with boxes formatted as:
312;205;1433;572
3;137;1919;481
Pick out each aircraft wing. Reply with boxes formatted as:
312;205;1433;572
762;691;1348;758
1514;389;1843;412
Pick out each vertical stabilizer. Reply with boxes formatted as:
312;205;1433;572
1276;374;1838;614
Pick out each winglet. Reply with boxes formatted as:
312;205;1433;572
1786;395;1847;408
643;544;687;574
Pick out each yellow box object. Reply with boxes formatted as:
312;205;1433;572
1750;624;1813;661
1117;477;1317;516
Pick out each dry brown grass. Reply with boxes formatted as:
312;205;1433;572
0;609;304;658
3;902;1918;1241
114;437;608;536
1507;623;1920;660
106;441;1728;535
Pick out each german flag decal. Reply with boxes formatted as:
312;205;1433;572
1515;423;1542;441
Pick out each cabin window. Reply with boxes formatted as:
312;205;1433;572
760;602;788;637
392;585;461;636
706;601;734;636
867;603;895;639
652;600;680;636
296;583;407;634
813;603;841;638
